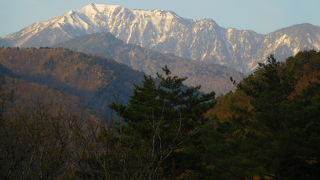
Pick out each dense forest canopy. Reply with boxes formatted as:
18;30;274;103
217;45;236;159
0;49;320;179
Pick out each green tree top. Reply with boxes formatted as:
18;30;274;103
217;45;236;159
109;66;215;178
109;65;215;138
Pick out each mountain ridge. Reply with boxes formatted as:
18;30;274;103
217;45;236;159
57;32;243;94
1;3;320;73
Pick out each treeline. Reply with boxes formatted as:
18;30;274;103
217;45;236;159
1;51;320;180
205;51;320;179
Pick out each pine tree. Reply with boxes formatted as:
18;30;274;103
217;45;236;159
109;66;215;178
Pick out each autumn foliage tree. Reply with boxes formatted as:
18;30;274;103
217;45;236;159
204;52;320;180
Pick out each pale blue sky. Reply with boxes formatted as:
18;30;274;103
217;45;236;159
0;0;319;36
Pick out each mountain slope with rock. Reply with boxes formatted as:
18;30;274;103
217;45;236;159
57;32;243;94
1;4;320;73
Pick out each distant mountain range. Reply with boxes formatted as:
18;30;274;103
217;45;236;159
57;32;243;94
1;3;320;73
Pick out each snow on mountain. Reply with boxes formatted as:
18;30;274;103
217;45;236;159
56;32;243;94
2;3;320;73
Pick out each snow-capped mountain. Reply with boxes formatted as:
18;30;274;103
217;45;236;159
2;3;320;73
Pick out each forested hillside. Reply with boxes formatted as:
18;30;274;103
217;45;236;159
205;50;320;179
0;50;320;179
0;47;144;116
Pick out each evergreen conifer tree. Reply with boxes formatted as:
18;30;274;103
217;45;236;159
109;66;215;178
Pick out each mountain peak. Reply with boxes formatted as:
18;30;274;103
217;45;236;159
290;23;318;28
196;18;218;26
266;23;320;40
83;3;121;9
80;3;123;15
133;8;176;17
66;10;76;15
3;4;320;74
93;3;122;11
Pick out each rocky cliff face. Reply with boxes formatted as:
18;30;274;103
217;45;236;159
2;3;320;73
